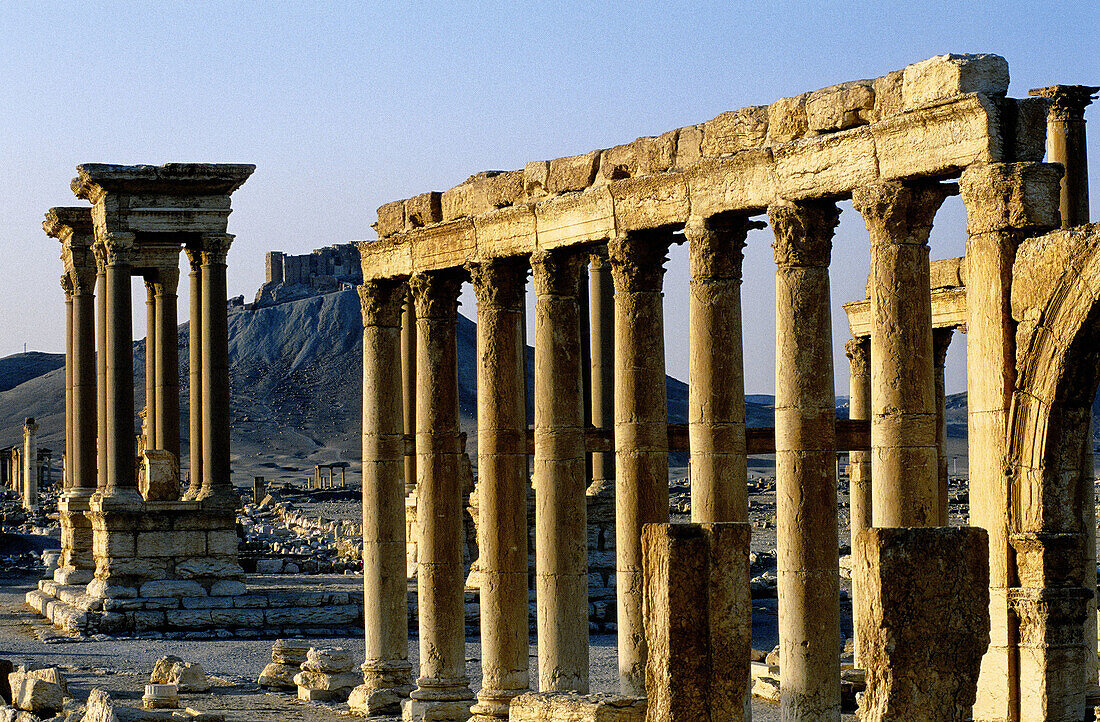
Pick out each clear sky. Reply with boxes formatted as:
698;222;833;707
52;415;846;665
0;1;1097;395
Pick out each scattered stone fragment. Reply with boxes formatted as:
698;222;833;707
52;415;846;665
167;663;210;693
8;669;65;717
294;647;357;702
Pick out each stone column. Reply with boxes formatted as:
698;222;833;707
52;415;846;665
531;250;589;693
768;199;841;721
23;418;38;510
405;270;475;722
469;258;531;717
63;275;74;492
932;328;953;526
685;214;761;524
96;255;107;493
401;295;417;497
196;234;235;506
100;233;141;505
183;250;203;499
588;249;615;496
154;267;181;463
1029;85;1097;227
845;338;871;669
608;229;672;697
352;279;413;716
144;279;158;449
852;182;947;528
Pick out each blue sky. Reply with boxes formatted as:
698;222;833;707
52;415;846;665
0;1;1097;394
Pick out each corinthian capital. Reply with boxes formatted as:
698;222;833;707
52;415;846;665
468;257;527;310
608;229;673;294
409;270;464;320
358;279;406;328
94;232;137;266
768;200;839;268
685;212;765;281
531;249;585;299
852;181;948;247
199;233;234;265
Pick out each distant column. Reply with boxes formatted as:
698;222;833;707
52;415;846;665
853;181;947;528
183;249;203;499
845;337;871;669
470;258;532;718
608;229;673;696
71;266;98;499
23;418;39;510
588;248;615;496
196;234;235;506
95;253;108;494
1028;84;1097;226
405;270;475;722
144;278;158;449
353;278;413;715
154;266;181;463
685;213;761;523
62;274;74;492
932;327;953;526
532;249;589;693
401;294;417;496
769;199;842;721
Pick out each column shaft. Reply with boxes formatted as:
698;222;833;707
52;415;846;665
609;230;672;697
853;182;946;528
471;259;531;717
185;252;202;499
144;280;157;449
401;296;417;495
769;199;841;722
103;252;140;503
1029;85;1096;226
96;263;107;493
63;278;74;491
532;250;589;693
357;279;413;713
198;236;234;505
932;328;953;526
845;338;871;669
686;214;759;523
23;420;38;509
407;270;475;720
154;268;181;461
588;251;615;495
72;281;98;495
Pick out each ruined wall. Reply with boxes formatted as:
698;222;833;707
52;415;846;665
255;244;363;308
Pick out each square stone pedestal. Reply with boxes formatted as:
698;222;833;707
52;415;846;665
55;495;95;586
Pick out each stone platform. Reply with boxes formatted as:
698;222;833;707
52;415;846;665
26;578;362;638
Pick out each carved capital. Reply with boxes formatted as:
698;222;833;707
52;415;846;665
94;232;136;267
468;257;527;310
184;248;202;274
852;181;949;247
199;234;234;265
154;267;181;296
685;212;765;281
768;200;839;268
60;274;74;299
531;249;585;298
358;279;406;328
932;327;954;368
589;245;610;270
410;270;464;320
844;337;869;375
608;229;672;294
1029;85;1098;123
70;266;98;295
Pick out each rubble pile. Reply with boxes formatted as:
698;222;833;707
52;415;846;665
293;647;360;702
258;639;310;690
238;497;362;575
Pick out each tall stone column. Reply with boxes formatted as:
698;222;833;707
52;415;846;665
96;256;107;493
100;233;141;505
686;213;761;524
184;250;203;499
23;418;38;510
196;234;235;506
63;275;74;492
154;267;181;462
588;249;615;496
932;328;953;526
531;250;589;693
401;295;417;496
405;270;475;722
768;199;841;722
469;258;532;717
845;338;871;669
852;182;947;528
1029;84;1097;227
608;229;672;697
352;279;413;716
144;279;158;449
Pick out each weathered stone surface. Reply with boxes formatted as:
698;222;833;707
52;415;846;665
856;527;990;721
272;638;310;664
774;125;877;199
547;152;600;194
960;161;1062;234
257;663;298;689
524;161;550;198
702;106;768;156
902;53;1010;110
293;669;363;691
26;668;68;698
138;580;204;598
207;580;245;597
508;692;646;722
405;192;442;228
8;671;64;715
303;647;354;673
349;682;405;716
374;200;406;238
767;94;808;144
806;81;875;133
168;662;210;693
672;126;703;169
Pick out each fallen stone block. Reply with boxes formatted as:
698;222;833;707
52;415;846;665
902;53;1009;110
271;639;310;665
257;662;298;690
508;692;647;722
8;670;64;716
302;647;353;673
167;662;210;693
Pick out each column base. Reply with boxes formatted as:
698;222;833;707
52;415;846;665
470;690;523;721
93;489;144;510
402;697;475;722
54;568;94;585
349;661;414;715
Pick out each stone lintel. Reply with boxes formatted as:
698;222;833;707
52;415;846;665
845;286;966;338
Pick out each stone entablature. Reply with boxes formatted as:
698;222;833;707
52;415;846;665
360;54;1046;280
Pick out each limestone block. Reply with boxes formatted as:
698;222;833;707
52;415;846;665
598;142;641;183
673;126;703;169
102;597;146;611
96;556;168;581
508;692;647;722
548;151;600;194
92;530;136;558
303;647;354;673
525;161;551;198
405;192;442;228
139;451;178;502
254;559;283;574
774;125;878;199
293;669;362;690
86;579;137;600
442;174;492;221
209;580;245;597
535;187;614;249
173;558;243;581
209;607;264;627
702;106;768;156
258;662;298;689
807;81;875;133
374;200;406;238
297;686;351;702
231;594;269;608
959;162;1062;234
151;656;184;684
767;94;808;144
642;523;751;722
348;682;406;716
8;672;64;715
1007;97;1051;163
472;205;536;258
902;53;1009;110
487;170;524;208
872;94;1002;181
856;527;990;721
264;604;358;627
131;611;167;632
138;597;182;610
165;609;213;628
180;595;232;609
139;580;205;598
872;71;904;121
26;668;68;698
638;133;675;175
408;219;476;272
204;530;238;557
167;662;210;693
686;151;777;216
610;174;689;232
